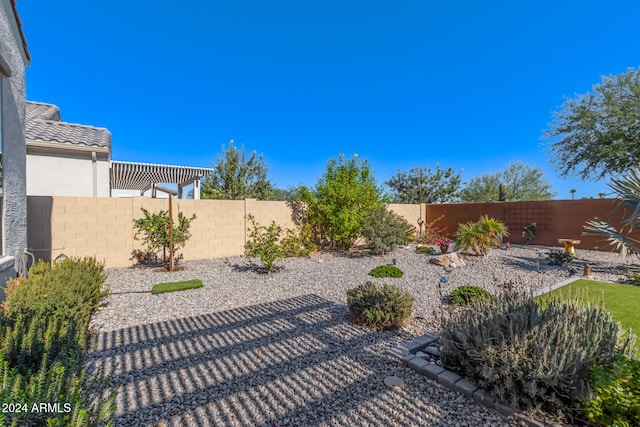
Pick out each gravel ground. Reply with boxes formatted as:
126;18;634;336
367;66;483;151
85;245;634;427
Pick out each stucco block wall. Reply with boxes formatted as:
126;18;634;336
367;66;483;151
27;196;300;267
426;199;637;249
27;152;110;197
0;0;28;257
388;203;425;227
27;197;634;268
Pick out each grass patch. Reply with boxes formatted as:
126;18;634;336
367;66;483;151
151;279;203;295
543;279;640;354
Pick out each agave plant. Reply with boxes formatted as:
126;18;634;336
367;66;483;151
454;215;509;255
583;169;640;258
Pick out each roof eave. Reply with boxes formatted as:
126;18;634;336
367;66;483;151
10;0;31;65
26;139;110;154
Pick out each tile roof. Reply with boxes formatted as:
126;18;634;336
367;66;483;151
26;101;60;121
25;101;111;150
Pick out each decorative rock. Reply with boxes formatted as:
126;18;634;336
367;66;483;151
429;252;466;268
414;351;427;358
383;375;405;390
424;345;441;357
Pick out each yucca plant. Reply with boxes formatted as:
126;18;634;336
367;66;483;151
583;169;640;258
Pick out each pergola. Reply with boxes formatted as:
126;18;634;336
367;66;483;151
110;160;212;199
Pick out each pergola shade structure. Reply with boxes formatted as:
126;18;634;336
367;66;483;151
110;160;212;199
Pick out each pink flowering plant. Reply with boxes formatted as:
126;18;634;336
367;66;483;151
435;235;452;246
418;214;448;245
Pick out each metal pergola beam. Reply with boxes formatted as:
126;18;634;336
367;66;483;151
110;160;212;199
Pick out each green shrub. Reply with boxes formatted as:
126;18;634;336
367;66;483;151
416;245;436;254
299;154;383;250
361;206;413;255
0;257;116;426
454;215;509;255
27;258;51;278
625;269;640;286
441;291;637;418
546;249;575;266
369;265;404;278
280;222;317;257
583;355;640;426
347;282;414;329
244;214;285;272
449;285;492;306
132;207;196;265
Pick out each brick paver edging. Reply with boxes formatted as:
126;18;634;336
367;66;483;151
385;333;567;427
386;277;586;426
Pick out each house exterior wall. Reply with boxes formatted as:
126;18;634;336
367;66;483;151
26;149;110;197
0;0;28;261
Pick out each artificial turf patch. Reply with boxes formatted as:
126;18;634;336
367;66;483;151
543;279;640;354
151;279;203;295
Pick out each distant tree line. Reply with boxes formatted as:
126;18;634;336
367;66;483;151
198;142;556;203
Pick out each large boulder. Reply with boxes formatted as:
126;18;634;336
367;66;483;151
429;252;466;268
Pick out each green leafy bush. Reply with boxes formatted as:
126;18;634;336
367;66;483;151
416;245;435;254
522;222;537;245
244;214;285;272
454;215;509;255
583;355;640;426
299;154;383;250
132;207;196;265
449;285;492;306
625;270;640;286
546;249;575;266
0;257;116;426
27;258;51;278
280;222;317;257
369;265;404;278
347;282;414;329
441;291;637;418
361;207;413;255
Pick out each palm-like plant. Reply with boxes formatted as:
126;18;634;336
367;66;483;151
583;169;640;258
454;216;509;255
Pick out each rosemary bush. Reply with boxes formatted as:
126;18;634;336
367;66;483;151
441;291;637;419
0;257;117;426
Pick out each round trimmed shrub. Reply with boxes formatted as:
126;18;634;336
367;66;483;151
416;245;436;254
449;285;492;306
369;265;404;278
347;281;414;329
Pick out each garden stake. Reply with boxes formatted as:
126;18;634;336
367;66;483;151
169;193;174;272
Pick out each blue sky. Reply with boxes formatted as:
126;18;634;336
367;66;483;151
18;1;640;199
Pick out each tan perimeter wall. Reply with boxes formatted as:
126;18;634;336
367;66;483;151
27;197;296;268
27;197;633;268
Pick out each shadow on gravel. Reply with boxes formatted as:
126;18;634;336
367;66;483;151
85;295;448;427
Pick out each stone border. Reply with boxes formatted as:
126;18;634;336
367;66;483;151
531;276;584;298
386;272;586;427
385;334;565;427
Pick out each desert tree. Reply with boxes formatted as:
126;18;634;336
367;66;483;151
545;67;640;180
